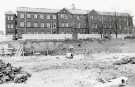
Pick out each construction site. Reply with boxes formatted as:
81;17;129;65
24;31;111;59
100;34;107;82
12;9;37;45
0;38;134;87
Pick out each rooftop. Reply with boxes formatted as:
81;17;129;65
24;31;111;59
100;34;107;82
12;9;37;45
97;11;130;16
5;11;16;14
17;7;89;14
16;7;131;16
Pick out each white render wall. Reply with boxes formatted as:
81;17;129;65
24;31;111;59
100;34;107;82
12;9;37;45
0;34;132;41
78;34;101;39
22;34;133;40
111;34;132;39
22;34;73;40
0;35;13;42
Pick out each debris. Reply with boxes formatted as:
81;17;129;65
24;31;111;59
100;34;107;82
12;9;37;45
65;53;74;59
0;59;31;84
95;76;128;87
113;57;135;65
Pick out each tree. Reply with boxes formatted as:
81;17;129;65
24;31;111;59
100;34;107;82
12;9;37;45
98;23;104;38
114;12;118;39
13;15;18;40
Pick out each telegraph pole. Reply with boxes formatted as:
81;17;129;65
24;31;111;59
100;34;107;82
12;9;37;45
14;15;18;40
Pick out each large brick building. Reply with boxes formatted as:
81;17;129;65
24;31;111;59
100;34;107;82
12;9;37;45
5;7;133;35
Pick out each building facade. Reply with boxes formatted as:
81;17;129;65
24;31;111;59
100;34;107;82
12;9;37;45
5;11;17;35
5;7;133;35
88;10;133;34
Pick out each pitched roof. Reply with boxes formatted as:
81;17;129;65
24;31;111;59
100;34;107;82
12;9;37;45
96;11;130;16
68;9;89;14
17;7;59;13
17;7;89;14
16;7;130;16
5;11;16;14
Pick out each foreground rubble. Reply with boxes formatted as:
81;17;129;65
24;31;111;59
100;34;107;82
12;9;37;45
0;53;135;87
0;59;31;84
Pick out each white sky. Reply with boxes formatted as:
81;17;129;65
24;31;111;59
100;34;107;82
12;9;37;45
1;0;135;32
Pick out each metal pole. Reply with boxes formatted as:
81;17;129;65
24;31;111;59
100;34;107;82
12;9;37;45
25;11;27;34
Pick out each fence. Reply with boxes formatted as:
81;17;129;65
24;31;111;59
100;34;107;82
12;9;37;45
22;34;134;40
0;35;13;42
22;34;73;40
78;34;101;39
0;34;133;41
111;34;132;39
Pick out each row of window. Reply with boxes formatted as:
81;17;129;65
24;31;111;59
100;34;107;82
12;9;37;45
19;13;83;20
7;16;14;20
60;14;68;19
20;22;57;29
91;23;124;29
19;22;86;29
7;24;14;28
20;13;57;19
89;16;128;22
60;23;69;27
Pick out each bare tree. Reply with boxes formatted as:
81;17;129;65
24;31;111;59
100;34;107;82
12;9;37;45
98;23;104;38
114;12;118;38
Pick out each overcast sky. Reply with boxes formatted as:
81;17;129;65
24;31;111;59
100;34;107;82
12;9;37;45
1;0;135;32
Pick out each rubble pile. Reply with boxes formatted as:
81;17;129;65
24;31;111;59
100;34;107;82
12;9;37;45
0;59;31;84
113;57;135;65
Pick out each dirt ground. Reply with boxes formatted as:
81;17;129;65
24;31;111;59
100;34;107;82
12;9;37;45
0;39;135;87
0;53;135;87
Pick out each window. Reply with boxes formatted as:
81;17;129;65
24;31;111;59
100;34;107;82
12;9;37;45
90;16;94;20
7;24;10;28
20;13;25;18
7;16;10;20
27;22;31;27
92;24;97;28
60;14;68;19
101;16;104;21
52;23;56;29
40;14;44;19
27;14;31;18
61;23;69;27
78;23;81;28
20;22;25;27
65;23;69;27
109;24;112;28
47;23;50;28
104;24;107;28
10;16;13;20
10;24;14;28
34;23;38;27
119;25;122;29
61;23;65;27
47;15;50;19
34;14;38;19
7;16;13;20
77;16;80;20
41;23;45;28
52;15;56;19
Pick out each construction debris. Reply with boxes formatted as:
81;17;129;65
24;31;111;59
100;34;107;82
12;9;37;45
95;76;128;87
65;53;74;59
0;59;31;84
113;57;135;65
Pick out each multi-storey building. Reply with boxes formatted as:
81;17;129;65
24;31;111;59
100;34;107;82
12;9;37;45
88;10;133;34
5;7;133;35
5;11;17;35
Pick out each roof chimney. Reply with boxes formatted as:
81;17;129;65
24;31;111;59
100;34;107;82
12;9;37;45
71;3;76;10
